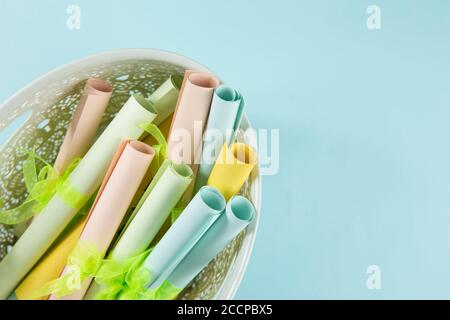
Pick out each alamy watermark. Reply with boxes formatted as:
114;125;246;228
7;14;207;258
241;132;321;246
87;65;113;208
366;5;381;30
66;5;81;30
366;265;381;290
168;123;279;176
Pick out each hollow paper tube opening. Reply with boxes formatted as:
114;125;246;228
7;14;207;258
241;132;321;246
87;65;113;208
215;85;237;102
228;196;255;222
133;94;156;113
188;73;220;89
86;78;113;93
128;140;155;156
170;163;193;178
231;143;257;165
170;75;183;90
199;186;226;212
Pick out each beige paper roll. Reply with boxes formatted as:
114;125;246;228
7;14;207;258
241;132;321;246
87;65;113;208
50;140;154;300
167;71;220;166
54;78;113;173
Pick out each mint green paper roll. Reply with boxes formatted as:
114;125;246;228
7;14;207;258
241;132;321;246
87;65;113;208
193;86;244;193
155;196;255;298
0;80;178;298
149;75;183;125
140;186;225;291
111;160;193;261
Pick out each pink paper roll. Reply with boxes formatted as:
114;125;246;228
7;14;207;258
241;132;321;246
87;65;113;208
167;71;220;166
50;140;154;300
54;78;113;173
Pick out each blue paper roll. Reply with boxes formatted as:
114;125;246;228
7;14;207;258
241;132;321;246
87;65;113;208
142;186;226;288
194;85;244;193
164;195;255;291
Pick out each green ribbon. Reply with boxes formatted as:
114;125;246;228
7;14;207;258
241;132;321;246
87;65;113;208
31;241;102;299
118;266;152;300
93;258;133;300
94;249;152;300
139;122;167;170
0;149;86;225
142;279;182;300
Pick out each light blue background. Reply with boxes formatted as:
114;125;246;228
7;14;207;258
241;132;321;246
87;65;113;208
1;0;450;299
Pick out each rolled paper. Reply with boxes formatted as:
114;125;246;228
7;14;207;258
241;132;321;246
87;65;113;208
84;159;193;299
193;85;245;193
114;79;178;217
167;71;220;165
153;196;255;299
15;215;87;300
130;115;173;209
149;75;182;125
207;143;257;201
112;160;193;260
137;186;226;291
50;140;154;300
54;78;113;173
0;94;158;299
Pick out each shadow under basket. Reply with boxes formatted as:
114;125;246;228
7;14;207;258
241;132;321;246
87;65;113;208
0;49;261;300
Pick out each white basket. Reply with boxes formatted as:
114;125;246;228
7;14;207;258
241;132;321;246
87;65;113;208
0;49;261;300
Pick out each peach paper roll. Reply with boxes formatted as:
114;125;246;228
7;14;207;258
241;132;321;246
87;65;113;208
167;71;220;166
54;78;112;173
207;143;257;201
50;140;154;300
13;78;112;236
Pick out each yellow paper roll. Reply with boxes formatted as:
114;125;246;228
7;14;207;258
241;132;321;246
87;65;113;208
15;216;87;300
207;143;257;200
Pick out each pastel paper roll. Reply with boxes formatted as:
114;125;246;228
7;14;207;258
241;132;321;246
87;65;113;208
51;140;154;300
0;95;158;299
121;76;180;215
207;143;257;200
129;114;173;210
140;186;225;290
54;78;113;173
13;78;112;236
159;196;255;298
84;159;193;299
167;71;220;165
111;160;193;260
194;85;244;192
149;75;182;125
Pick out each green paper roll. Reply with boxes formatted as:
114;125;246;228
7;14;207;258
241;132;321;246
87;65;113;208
0;79;178;299
113;160;193;259
149;75;183;125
